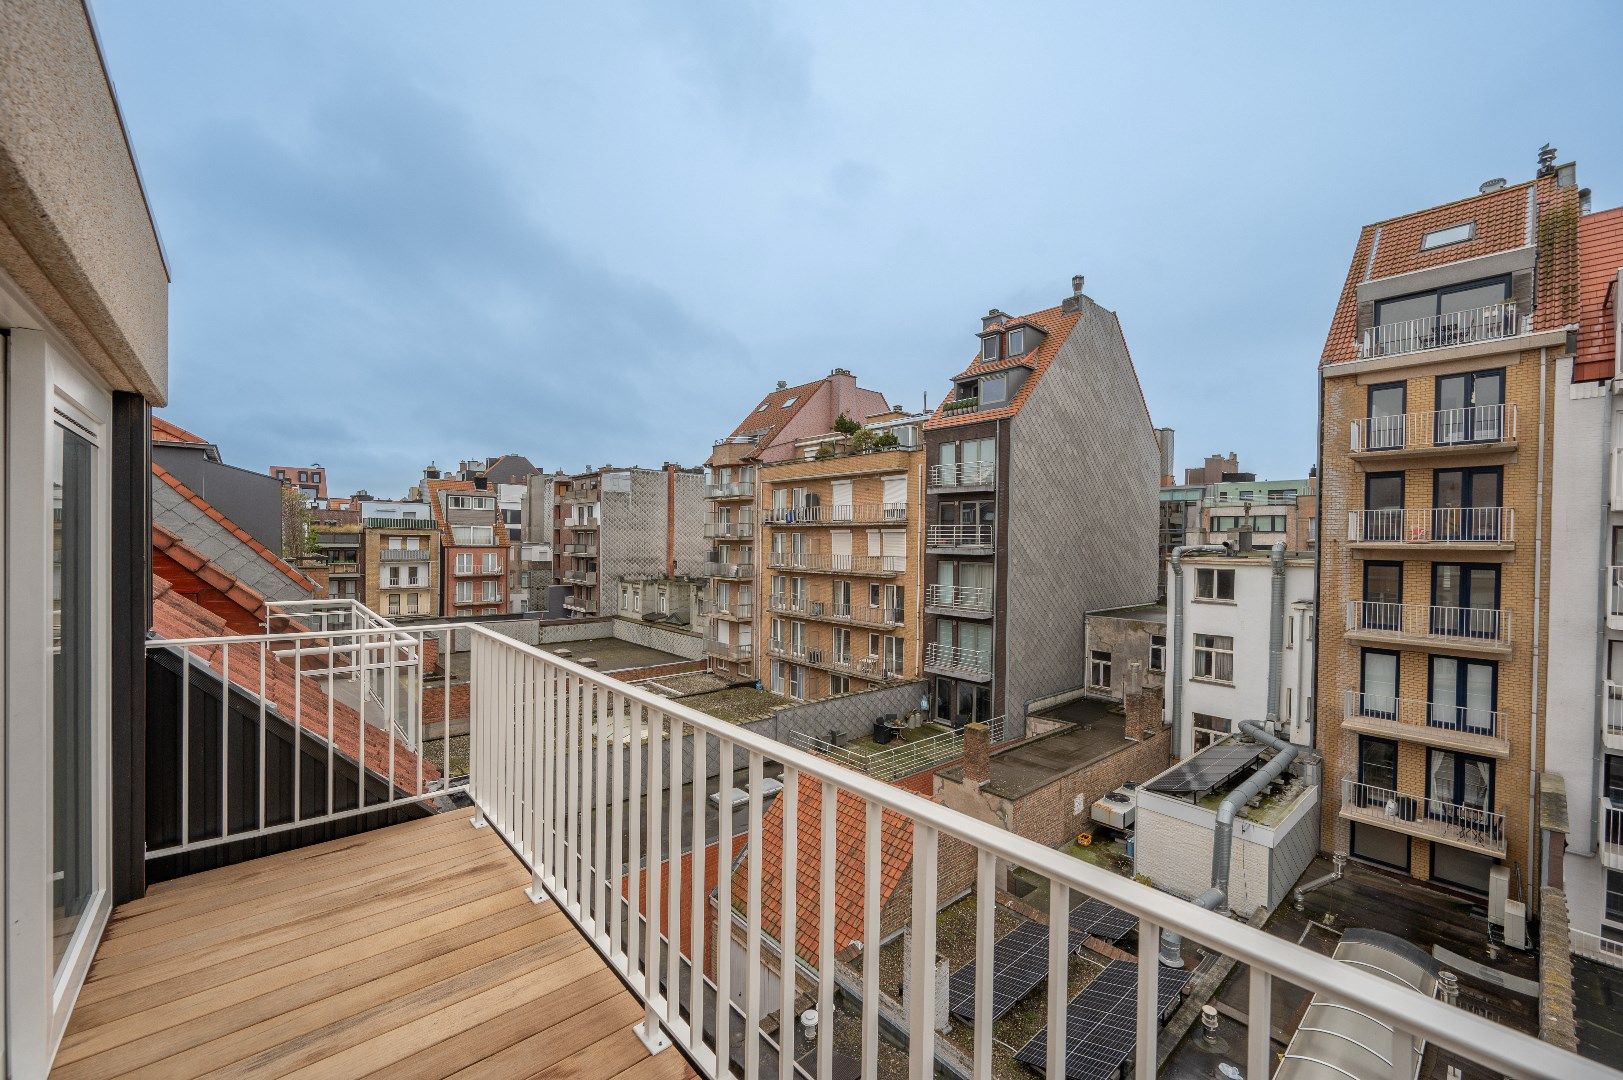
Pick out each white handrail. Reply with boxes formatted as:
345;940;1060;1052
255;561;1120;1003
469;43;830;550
1347;506;1514;545
927;460;996;488
1358;301;1527;359
1342;689;1501;738
1344;600;1512;646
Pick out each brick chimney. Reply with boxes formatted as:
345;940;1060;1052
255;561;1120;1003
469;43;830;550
963;721;991;785
1123;662;1164;739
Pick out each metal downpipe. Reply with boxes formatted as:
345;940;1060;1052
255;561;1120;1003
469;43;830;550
1264;540;1287;731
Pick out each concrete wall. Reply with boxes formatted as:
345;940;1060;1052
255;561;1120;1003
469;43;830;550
1082;613;1166;702
152;448;285;552
444;614;705;660
1002;296;1162;726
0;0;169;402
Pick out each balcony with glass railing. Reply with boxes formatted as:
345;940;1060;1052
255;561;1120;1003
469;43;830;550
704;636;752;663
705;480;755;500
926;460;996;491
924;583;993;616
704;519;754;539
1350;404;1517;458
1358;301;1529;359
924;641;992;680
1346;507;1514;550
1343;600;1512;654
1338;777;1505;857
705;558;753;581
1339;689;1507;756
70;617;1596;1080
704;599;753;621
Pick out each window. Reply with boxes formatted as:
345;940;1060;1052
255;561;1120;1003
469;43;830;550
1431;563;1500;637
831;675;850;696
1195;567;1234;601
1252;515;1285;533
455;581;473;604
1429;655;1496;734
1364;472;1405;541
780;396;798;408
883;635;905;675
298;471;308;483
1149;635;1165;673
388;567;401;586
482;552;500;573
1366;382;1407;450
981;334;1000;361
407;567;419;585
1193;634;1234;682
1421;221;1475;250
387;594;401;615
1006;328;1025;354
482;581;499;602
1088;650;1112;689
455;553;474;575
981;373;1008;405
869;583;882;608
1361;561;1402;630
1435;369;1506;444
1359;649;1399;720
406;594;419;614
1607;870;1623;927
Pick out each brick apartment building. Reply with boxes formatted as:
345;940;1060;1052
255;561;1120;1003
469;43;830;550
424;470;508;615
361;514;441;618
553;465;706;617
1316;157;1582;898
703;369;892;681
758;411;926;701
922;276;1162;732
269;463;328;504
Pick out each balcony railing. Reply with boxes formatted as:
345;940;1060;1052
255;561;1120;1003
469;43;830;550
561;596;592;613
1347;507;1514;546
925;583;993;614
704;638;752;662
564;570;598;586
706;559;753;580
1572;928;1623;971
562;541;598;557
762;503;908;526
1340;777;1505;855
766;552;905;575
704;600;753;620
924;641;992;677
790;717;1008;782
1609;567;1623;621
703;520;755;539
767;595;805;615
1350;403;1517;454
379;547;432;561
926;523;994;551
136;618;1600;1080
1341;689;1500;740
362;516;436;530
706;481;755;499
1603;798;1623;871
1344;601;1512;648
823;601;904;628
927;460;996;489
1359;302;1529;359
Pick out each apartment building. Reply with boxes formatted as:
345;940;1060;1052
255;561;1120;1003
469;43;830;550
424;472;508;615
1199;474;1319;553
1316;160;1582;898
1165;551;1317;753
361;517;441;618
703;369;892;680
152;419;286;550
269;463;328;504
757;413;925;701
554;465;706;617
922;277;1162;731
617;574;705;626
1548;202;1623;948
313;522;361;599
521;473;558;613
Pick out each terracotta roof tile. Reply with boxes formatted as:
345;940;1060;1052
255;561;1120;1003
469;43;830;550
1575;206;1623;383
709;375;891;467
152;462;320;594
924;304;1081;430
150;415;210;445
153;523;270;618
621;832;748;953
151;577;438;795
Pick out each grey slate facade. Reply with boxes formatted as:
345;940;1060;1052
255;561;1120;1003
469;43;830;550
152;442;285;552
152;475;314;603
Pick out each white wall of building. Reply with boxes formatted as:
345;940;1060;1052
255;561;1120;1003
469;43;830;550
363;499;432;521
1165;555;1316;750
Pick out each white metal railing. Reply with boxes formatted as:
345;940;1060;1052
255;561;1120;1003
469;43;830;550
763;503;908;526
704;520;754;539
1350;403;1517;454
1340;777;1506;854
1604;682;1623;752
926;523;994;550
927;460;996;488
451;629;1597;1080
1344;601;1512;646
379;547;433;562
924;641;992;677
135;617;1608;1078
704;637;752;663
706;560;753;580
1341;689;1500;739
1347;507;1514;545
1572;928;1623;970
925;583;992;613
823;601;904;628
767;595;805;615
1603;798;1623;871
1358;301;1529;359
790;717;1008;782
1609;567;1623;619
706;481;755;499
705;600;753;620
1204;491;1300;506
766;552;906;575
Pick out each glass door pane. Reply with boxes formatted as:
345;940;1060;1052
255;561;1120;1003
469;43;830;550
53;424;96;973
1360;651;1397;719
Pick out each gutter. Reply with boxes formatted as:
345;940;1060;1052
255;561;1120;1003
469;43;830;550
1529;347;1548;910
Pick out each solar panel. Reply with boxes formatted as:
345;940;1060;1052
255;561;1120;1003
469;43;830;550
1144;741;1266;796
1068;898;1135;946
1013;961;1193;1080
947;920;1051;1023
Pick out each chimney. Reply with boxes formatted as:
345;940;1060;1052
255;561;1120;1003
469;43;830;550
665;464;677;578
979;308;1008;331
963;721;991;784
776;380;788;390
1124;668;1164;740
1061;273;1086;314
1537;143;1558;177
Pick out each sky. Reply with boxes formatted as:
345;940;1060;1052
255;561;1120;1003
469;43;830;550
94;1;1623;498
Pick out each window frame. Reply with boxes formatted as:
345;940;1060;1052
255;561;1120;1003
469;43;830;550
1192;633;1234;683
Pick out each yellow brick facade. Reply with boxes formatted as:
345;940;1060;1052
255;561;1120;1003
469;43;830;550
756;447;924;700
1317;340;1558;895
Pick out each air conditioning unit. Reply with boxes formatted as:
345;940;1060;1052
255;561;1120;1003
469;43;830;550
1488;865;1510;926
1091;786;1136;831
1502;899;1528;950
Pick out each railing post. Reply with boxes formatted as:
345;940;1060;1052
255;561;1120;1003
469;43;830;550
1249;966;1272;1080
1047;883;1070;1080
1136;918;1160;1080
470;633;486;828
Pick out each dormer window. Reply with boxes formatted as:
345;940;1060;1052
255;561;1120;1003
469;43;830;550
981;373;1008;406
1421;222;1475;250
1006;328;1025;355
981;334;1000;361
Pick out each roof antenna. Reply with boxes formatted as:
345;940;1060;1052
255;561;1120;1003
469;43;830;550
1537;144;1557;177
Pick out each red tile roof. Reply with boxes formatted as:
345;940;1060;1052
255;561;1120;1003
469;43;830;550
153;523;269;632
744;773;914;967
1575;206;1623;383
150;415;209;445
152;462;321;594
924;304;1082;430
423;476;477;543
1321;173;1583;365
622;831;747;955
709;374;891;467
151;577;438;795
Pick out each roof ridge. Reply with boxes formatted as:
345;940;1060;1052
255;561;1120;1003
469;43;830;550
152;462;319;593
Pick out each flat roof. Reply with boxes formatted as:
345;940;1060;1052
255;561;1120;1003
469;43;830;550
1089;602;1167;625
542;636;687;672
966;698;1139;800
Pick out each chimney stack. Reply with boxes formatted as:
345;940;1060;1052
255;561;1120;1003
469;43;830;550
963;721;991;785
1061;273;1086;314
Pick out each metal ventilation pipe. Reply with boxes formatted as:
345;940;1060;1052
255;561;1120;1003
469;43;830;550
1168;544;1229;759
1264;540;1287;732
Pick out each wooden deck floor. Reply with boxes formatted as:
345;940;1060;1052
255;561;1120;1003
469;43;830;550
54;809;700;1080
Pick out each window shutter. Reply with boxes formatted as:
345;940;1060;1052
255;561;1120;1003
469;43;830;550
882;474;907;506
831;530;853;557
881;530;907;558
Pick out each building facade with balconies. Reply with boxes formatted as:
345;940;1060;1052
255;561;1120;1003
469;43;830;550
757;414;925;701
361;514;440;618
702;369;892;682
553;465;706;618
922;277;1162;732
1315;162;1583;897
424;473;508;615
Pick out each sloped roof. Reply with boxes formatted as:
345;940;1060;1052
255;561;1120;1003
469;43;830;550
1575;206;1623;383
152;462;319;594
924;304;1083;430
423;476;477;544
1320;172;1583;366
710;374;891;467
152;522;268;618
151;577;438;795
622;831;748;953
743;773;914;967
151;415;210;446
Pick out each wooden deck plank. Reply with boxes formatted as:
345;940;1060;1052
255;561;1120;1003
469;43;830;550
55;814;690;1080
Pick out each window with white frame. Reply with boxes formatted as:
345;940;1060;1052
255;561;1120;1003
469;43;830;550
482;552;500;574
388;566;401;586
1195;567;1235;601
1088;650;1112;689
387;594;401;615
482;580;499;602
1193;634;1234;682
455;553;473;575
406;593;420;614
883;635;905;675
830;674;850;696
456;581;473;604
